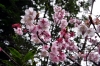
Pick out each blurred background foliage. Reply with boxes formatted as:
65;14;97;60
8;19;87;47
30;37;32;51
0;0;90;65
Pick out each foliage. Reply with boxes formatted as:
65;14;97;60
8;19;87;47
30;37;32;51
2;47;36;66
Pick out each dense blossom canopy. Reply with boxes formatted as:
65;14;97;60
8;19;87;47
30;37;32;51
12;5;100;66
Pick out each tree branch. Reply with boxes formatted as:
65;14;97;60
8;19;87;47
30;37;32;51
67;56;81;66
89;15;100;38
36;31;47;45
90;0;95;14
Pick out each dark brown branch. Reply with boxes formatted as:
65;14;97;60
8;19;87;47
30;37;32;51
86;42;100;66
81;36;87;53
89;15;100;38
67;56;81;66
90;0;95;14
36;31;47;45
91;60;98;66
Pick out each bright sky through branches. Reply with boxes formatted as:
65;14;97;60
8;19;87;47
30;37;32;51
93;0;100;16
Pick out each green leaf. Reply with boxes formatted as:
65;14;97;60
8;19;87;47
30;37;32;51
2;60;14;66
9;47;22;58
0;4;6;9
23;50;36;63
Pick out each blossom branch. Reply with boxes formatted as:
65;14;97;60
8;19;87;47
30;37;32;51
89;15;100;38
67;56;81;66
86;42;100;65
36;31;47;45
81;36;87;53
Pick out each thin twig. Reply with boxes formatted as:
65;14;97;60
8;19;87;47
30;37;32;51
67;56;81;66
2;48;20;66
90;0;95;14
89;15;100;38
36;31;47;45
81;36;87;53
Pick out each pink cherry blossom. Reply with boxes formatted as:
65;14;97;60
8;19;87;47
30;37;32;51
53;5;62;12
61;43;68;50
41;31;51;42
85;28;95;37
41;49;49;57
56;37;63;43
55;10;65;20
26;24;34;32
70;31;75;37
31;34;41;43
52;14;59;24
50;56;60;63
21;15;34;25
97;24;100;33
13;5;100;65
82;52;99;63
42;45;50;50
77;24;88;37
59;28;67;37
69;17;76;24
88;38;98;45
14;28;23;35
60;19;68;29
31;25;41;34
38;18;50;30
49;52;60;63
59;52;66;61
12;23;21;28
51;45;58;52
25;7;36;19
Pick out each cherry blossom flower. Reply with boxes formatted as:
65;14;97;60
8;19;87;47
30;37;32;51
53;5;62;12
83;52;99;63
50;55;60;63
77;24;88;37
12;23;21;28
98;46;100;54
85;28;95;37
55;9;65;20
52;14;59;24
69;17;76;24
85;20;91;27
94;18;100;25
41;31;51;42
59;52;66;61
13;5;100;64
38;18;50;30
51;45;58;52
25;7;36;19
26;24;34;32
31;25;41;34
60;19;68;29
59;28;67;37
97;24;100;33
21;15;34;25
41;49;49;57
42;45;50;50
70;31;75;37
31;34;41;43
13;28;23;35
49;52;60;63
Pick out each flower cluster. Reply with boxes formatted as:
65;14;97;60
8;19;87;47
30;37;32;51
12;5;100;64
